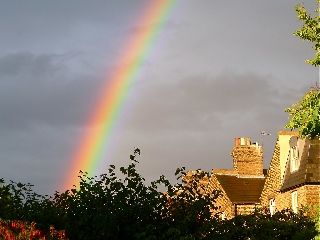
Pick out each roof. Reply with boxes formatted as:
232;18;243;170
281;138;320;191
215;174;266;204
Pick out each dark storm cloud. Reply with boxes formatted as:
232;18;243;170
119;70;307;182
0;52;107;194
129;71;292;133
0;53;101;132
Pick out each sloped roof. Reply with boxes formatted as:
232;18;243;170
215;174;265;204
281;138;320;191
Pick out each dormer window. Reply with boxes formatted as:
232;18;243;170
290;146;299;172
291;146;298;159
289;136;299;172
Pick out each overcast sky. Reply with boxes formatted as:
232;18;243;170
0;1;318;195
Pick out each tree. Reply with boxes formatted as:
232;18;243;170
294;0;320;66
54;149;221;239
285;86;320;139
284;1;320;139
0;179;65;232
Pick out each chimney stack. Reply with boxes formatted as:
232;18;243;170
231;137;263;176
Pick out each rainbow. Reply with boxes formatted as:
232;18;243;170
63;0;179;191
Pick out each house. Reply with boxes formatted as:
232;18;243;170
260;131;320;215
187;131;320;219
186;137;267;219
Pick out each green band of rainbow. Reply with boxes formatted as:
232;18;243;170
63;0;179;191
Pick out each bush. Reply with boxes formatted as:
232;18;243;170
0;149;318;239
54;149;220;239
0;219;67;240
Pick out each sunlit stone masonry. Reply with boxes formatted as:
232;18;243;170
186;132;320;219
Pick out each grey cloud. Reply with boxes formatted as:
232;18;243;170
118;71;298;179
129;72;289;132
0;53;101;132
0;0;317;196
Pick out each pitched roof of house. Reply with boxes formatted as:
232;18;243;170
281;138;320;191
215;174;266;204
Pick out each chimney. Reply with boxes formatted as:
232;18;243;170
231;137;263;175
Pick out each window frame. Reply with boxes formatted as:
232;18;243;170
269;198;276;216
290;145;299;172
291;191;298;214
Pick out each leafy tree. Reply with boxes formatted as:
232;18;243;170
284;1;320;138
0;179;65;234
54;149;220;239
294;0;320;66
285;86;320;139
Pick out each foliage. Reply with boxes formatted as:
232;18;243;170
0;149;319;239
286;1;320;139
294;0;320;66
314;204;320;240
285;87;320;139
54;149;220;239
210;208;318;240
0;179;65;232
0;149;221;239
0;219;67;240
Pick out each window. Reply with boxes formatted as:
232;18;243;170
290;145;299;172
292;191;298;213
221;211;226;220
269;198;275;216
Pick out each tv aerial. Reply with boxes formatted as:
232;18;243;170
260;131;271;147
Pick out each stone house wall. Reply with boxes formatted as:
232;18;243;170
277;185;320;213
207;174;234;219
277;186;304;211
236;204;259;215
260;140;281;208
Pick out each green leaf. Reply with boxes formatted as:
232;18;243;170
284;88;320;139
